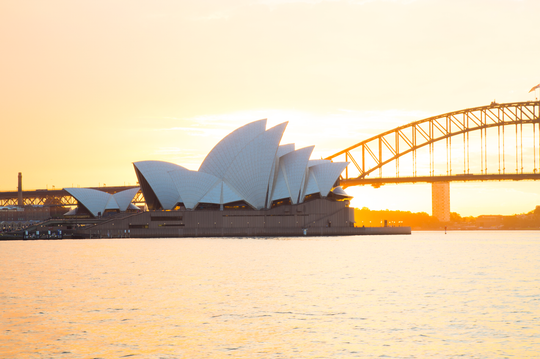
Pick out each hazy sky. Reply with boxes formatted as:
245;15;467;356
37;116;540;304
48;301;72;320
1;0;539;216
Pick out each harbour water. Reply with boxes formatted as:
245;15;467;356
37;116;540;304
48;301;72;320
1;231;539;358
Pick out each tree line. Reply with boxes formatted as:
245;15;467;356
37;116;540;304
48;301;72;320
354;206;540;230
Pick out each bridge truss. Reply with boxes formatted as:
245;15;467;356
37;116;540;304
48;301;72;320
326;101;540;187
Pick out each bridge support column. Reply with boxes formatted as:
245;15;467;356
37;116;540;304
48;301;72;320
432;182;450;222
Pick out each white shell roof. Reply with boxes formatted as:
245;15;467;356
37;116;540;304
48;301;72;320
64;207;78;216
169;168;220;210
127;203;140;210
281;146;314;204
271;146;314;204
198;181;220;204
222;122;287;209
133;161;182;210
199;119;267;179
309;162;349;196
331;186;350;197
182;180;243;205
104;196;119;211
222;181;243;204
65;188;112;217
270;162;289;202
303;170;321;197
134;119;349;210
266;143;296;206
113;187;140;211
64;188;115;217
65;187;140;217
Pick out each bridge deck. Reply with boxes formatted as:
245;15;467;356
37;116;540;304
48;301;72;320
0;186;141;207
341;173;540;187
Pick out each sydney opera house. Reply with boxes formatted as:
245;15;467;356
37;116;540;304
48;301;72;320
134;119;349;212
67;120;409;237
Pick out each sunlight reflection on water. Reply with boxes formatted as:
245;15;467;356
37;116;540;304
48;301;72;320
1;231;539;358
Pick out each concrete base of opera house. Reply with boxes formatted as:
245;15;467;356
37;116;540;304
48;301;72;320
71;198;411;238
74;224;411;238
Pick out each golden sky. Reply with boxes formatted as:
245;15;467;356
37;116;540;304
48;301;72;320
1;0;539;216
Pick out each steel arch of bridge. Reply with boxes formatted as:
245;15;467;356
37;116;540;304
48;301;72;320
325;101;540;187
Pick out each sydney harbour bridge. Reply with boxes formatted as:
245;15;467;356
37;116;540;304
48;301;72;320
2;101;540;220
325;101;540;185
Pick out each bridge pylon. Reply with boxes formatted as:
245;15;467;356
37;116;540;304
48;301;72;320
432;182;450;222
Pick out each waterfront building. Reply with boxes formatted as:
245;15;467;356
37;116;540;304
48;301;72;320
61;119;410;237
